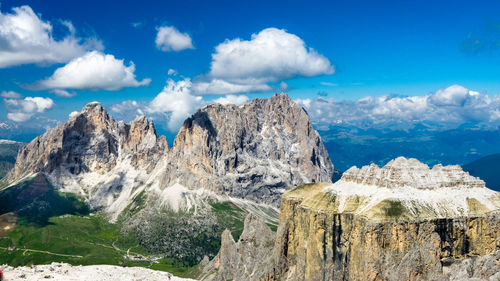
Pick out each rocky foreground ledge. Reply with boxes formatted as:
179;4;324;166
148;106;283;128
1;263;196;281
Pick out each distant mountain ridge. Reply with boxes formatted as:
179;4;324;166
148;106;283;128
463;153;500;191
319;124;500;172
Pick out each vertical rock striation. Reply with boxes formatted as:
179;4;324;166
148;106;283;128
200;214;276;281
6;93;333;215
268;158;500;281
163;93;334;206
10;102;168;180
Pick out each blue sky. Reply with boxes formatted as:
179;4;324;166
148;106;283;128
1;0;500;140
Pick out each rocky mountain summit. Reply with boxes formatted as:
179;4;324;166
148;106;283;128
162;94;333;206
5;102;168;218
266;158;500;281
10;102;167;180
4;93;333;217
324;157;500;220
341;156;485;189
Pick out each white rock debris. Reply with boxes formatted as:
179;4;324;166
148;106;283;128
1;263;196;281
323;157;500;219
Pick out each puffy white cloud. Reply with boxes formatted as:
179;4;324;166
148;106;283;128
4;96;54;122
155;26;194;52
50;89;76;98
296;85;500;129
192;28;333;95
429;84;478;106
0;91;22;98
146;78;203;131
0;5;101;68
69;111;79;118
38;51;151;91
279;81;289;92
211;95;249;105
111;79;254;133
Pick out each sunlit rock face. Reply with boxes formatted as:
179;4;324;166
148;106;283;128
267;158;500;281
10;102;168;180
6;102;169;218
6;93;334;217
200;214;276;281
162;93;334;206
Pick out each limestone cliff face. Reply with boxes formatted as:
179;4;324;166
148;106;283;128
6;103;168;218
120;115;168;172
6;94;332;218
10;102;167;180
268;159;500;281
200;214;276;281
11;102;121;178
162;93;334;206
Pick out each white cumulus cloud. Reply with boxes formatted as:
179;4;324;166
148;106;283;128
192;78;272;95
147;78;203;131
111;79;256;133
4;96;54;122
0;91;22;98
0;5;101;68
69;111;79;118
296;84;500;129
193;28;333;95
110;100;144;115
37;51;151;91
155;26;194;52
167;68;178;76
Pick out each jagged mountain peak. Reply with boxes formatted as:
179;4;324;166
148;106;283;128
308;157;500;221
200;213;276;281
342;156;485;189
7;94;333;215
78;101;110;119
165;93;334;206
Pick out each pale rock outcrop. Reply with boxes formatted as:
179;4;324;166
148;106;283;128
9;102;167;179
162;94;333;206
1;262;195;281
267;158;500;281
6;102;168;218
5;94;333;216
200;214;276;281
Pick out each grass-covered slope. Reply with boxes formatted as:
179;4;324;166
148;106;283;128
463;153;500;191
0;174;89;225
0;175;199;277
0;174;278;277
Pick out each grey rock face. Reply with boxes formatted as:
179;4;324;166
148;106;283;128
162;93;334;206
200;214;276;281
444;250;500;281
7;94;333;214
9;102;167;180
